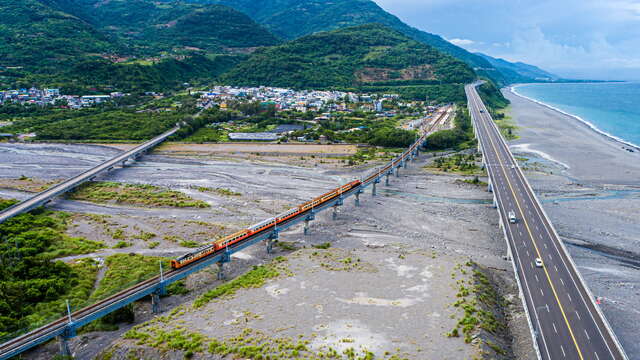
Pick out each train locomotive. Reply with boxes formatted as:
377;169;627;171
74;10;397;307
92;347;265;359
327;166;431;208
170;180;361;269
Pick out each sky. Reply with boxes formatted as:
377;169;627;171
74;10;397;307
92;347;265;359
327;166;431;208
373;0;640;80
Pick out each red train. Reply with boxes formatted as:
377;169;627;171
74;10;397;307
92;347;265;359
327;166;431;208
171;131;428;269
171;180;361;269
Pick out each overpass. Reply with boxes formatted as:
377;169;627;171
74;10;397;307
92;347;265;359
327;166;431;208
467;83;628;360
0;126;180;224
0;109;453;359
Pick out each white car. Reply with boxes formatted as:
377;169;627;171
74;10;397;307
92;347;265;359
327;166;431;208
508;211;517;224
535;258;544;268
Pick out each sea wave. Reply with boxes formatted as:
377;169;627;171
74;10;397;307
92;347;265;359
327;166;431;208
509;85;640;151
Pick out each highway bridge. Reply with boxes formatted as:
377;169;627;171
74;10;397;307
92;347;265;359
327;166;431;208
467;83;628;360
0;126;180;224
0;109;452;359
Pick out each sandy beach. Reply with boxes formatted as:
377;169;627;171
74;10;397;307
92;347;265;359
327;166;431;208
504;88;640;357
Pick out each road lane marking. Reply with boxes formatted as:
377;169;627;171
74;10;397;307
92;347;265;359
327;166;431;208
595;351;600;360
546;304;550;313
553;322;558;333
540;288;544;296
535;274;539;282
576;311;581;320
560;278;565;286
472;89;585;360
544;243;548;249
555;265;559;272
489;100;619;360
585;330;590;340
569;294;573;302
561;345;566;357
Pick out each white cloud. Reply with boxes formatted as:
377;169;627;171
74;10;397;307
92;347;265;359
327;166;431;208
448;38;475;46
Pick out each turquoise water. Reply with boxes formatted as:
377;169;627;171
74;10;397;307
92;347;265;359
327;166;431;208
513;82;640;148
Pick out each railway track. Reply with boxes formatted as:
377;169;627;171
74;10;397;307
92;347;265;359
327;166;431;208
0;107;451;359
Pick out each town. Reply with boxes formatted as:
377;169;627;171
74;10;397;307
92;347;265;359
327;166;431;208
0;87;127;108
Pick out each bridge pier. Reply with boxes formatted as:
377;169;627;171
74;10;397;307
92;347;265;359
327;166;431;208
151;292;162;314
354;189;363;207
266;230;278;254
385;173;390;186
403;159;407;168
57;325;76;358
216;251;232;280
487;179;493;193
332;197;343;220
303;212;315;235
395;167;399;177
372;182;377;196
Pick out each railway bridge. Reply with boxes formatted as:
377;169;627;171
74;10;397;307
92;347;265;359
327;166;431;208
0;109;452;359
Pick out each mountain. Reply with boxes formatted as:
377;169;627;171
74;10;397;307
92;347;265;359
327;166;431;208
477;53;559;82
0;0;115;70
42;0;281;55
0;0;278;92
197;0;550;85
222;24;475;89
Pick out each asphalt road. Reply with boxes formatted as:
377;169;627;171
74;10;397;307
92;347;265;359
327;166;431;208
466;83;627;360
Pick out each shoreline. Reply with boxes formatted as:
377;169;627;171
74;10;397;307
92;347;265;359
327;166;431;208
509;84;640;152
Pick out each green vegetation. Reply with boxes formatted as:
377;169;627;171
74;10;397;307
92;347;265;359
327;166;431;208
125;325;405;360
69;181;210;208
222;24;475;90
494;106;519;140
0;200;104;339
425;107;475;150
209;0;509;84
427;154;483;175
313;242;332;249
448;262;508;356
113;241;131;249
90;254;169;301
179;240;202;248
197;187;242;197
194;258;287;307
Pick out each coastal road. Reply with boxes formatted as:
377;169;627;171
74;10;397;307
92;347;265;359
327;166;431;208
466;83;627;360
0;126;180;224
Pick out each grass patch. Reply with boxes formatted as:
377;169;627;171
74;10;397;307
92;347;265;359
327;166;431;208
313;242;332;249
275;241;298;251
198;187;241;197
494;106;519;140
194;258;287;308
90;254;170;301
179;240;202;248
113;241;131;249
426;153;484;175
69;181;210;208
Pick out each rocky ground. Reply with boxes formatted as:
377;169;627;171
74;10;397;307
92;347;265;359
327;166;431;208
0;142;536;359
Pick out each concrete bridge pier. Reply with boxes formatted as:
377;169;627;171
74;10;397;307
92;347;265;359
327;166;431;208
371;176;380;196
332;197;343;220
395;167;400;177
266;230;279;254
385;173;390;186
216;252;232;280
354;189;363;207
57;325;76;358
403;159;408;168
303;212;315;235
151;292;162;314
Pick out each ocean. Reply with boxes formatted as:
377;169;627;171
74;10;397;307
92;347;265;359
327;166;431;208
512;82;640;149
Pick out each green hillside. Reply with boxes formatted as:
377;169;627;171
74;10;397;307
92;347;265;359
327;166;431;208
200;0;494;75
198;0;552;85
0;0;114;70
222;24;475;90
45;0;280;54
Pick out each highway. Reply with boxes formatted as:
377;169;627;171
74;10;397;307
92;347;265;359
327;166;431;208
0;126;180;224
466;83;627;360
